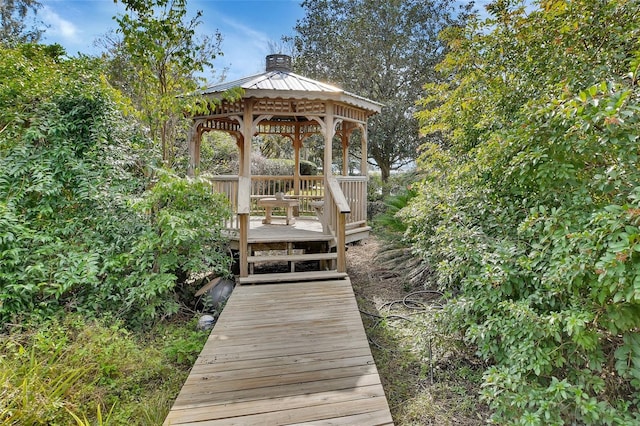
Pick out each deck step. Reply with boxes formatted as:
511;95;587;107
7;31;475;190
345;225;371;244
345;225;372;236
239;270;348;285
248;234;333;244
247;253;337;264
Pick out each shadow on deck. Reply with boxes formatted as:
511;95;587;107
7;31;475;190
164;279;394;425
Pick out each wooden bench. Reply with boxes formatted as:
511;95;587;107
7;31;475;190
311;200;329;233
257;197;299;225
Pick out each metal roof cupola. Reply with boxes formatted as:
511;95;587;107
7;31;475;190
265;54;292;72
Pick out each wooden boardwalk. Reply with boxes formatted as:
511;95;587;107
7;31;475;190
164;279;394;425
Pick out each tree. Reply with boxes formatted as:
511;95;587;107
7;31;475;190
111;0;223;167
288;0;470;191
0;0;44;46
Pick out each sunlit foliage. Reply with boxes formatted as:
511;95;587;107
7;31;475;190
408;0;640;423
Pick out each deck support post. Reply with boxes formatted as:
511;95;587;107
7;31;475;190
293;123;301;216
239;214;249;278
361;124;368;177
337;212;347;273
238;176;251;279
238;101;254;279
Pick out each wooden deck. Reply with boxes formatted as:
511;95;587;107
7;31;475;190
226;217;371;249
248;217;329;243
164;279;394;425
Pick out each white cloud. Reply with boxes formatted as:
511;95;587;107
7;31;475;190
221;16;270;48
211;15;275;82
41;5;81;43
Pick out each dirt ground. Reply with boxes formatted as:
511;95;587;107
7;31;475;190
347;237;406;307
346;236;488;425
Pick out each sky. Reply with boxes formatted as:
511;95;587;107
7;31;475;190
38;0;306;82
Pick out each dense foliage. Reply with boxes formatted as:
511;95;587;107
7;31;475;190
0;45;231;327
406;0;640;423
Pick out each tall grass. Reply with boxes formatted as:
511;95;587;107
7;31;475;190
0;315;207;425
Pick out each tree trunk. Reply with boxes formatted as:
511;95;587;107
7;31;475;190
380;163;391;198
161;126;168;166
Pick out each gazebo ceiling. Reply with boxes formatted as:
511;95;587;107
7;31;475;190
198;54;383;118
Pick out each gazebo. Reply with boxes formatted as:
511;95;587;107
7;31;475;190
187;54;382;284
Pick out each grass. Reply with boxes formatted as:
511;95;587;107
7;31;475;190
0;314;208;425
348;236;489;425
360;293;487;425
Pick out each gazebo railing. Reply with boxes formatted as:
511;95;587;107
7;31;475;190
209;175;325;216
336;176;367;228
207;175;240;230
206;175;368;234
250;175;324;215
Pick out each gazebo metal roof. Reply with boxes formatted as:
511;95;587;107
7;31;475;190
201;70;342;94
199;55;382;115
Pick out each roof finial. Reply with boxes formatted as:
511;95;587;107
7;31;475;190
266;54;292;72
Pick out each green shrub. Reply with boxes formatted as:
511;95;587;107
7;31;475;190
368;172;384;202
300;159;318;175
0;45;231;326
408;0;640;423
198;132;239;175
117;171;232;322
251;155;319;176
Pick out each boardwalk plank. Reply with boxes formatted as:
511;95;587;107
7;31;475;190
292;410;394;426
191;341;370;364
169;374;384;409
164;279;393;425
194;347;373;370
178;363;379;394
168;396;391;425
203;331;366;349
167;385;386;422
188;355;375;380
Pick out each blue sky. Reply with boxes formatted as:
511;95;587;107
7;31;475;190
39;0;305;82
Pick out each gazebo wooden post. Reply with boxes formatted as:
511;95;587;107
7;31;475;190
324;103;334;180
238;102;254;278
340;125;352;176
324;103;347;272
341;128;349;176
293;124;301;215
361;125;368;177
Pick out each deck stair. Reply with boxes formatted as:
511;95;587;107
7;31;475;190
240;235;346;285
239;270;348;285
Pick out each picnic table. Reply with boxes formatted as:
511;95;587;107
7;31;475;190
257;197;299;225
